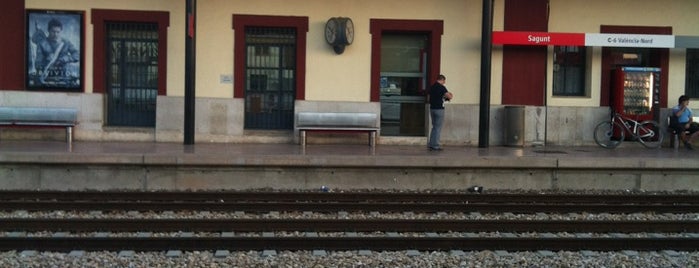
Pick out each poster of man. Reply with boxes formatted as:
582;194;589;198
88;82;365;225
26;10;83;91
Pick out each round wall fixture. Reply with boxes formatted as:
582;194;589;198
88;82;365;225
325;17;354;54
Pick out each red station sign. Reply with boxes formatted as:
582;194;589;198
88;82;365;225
493;31;585;46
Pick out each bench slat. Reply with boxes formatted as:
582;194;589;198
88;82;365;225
298;127;378;131
297;112;377;128
12;122;76;126
0;107;77;123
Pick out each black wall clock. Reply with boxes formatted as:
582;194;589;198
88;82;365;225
325;17;354;54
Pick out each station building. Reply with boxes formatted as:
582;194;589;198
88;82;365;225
1;0;698;147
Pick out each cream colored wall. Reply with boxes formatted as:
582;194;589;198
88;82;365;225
490;0;505;105
26;0;497;104
547;0;699;108
27;0;695;109
26;0;185;96
197;0;486;103
549;0;699;34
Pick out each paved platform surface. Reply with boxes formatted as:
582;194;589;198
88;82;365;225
0;140;697;168
0;141;698;191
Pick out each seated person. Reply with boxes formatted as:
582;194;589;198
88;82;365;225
669;95;699;150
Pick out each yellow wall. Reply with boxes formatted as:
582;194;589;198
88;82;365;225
27;0;489;104
25;0;699;108
197;0;485;103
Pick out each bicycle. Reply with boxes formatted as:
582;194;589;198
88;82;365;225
593;112;664;149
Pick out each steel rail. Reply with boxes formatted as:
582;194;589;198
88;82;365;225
1;237;697;252
1;191;697;252
1;219;697;233
0;191;696;204
1;201;697;213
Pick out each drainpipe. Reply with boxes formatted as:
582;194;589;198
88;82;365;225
184;0;196;144
479;0;494;148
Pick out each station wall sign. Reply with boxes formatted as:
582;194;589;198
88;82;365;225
493;31;699;48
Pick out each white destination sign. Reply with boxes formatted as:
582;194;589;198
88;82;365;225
585;33;675;48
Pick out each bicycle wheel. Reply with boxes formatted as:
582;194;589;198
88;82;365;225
637;120;664;149
594;121;625;149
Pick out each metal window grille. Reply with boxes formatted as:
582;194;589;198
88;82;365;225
686;49;699;98
106;22;159;127
553;46;586;96
244;27;296;130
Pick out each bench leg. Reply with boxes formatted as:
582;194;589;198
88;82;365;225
668;133;680;149
369;131;376;147
66;126;73;144
675;133;679;149
300;130;306;147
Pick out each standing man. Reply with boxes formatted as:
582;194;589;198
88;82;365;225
670;95;699;150
427;74;453;151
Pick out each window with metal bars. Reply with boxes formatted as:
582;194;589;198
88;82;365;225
686;49;699;98
244;27;296;130
553;46;587;96
105;22;158;127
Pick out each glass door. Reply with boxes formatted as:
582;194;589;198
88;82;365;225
380;34;428;136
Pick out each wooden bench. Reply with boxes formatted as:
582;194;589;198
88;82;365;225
296;112;379;147
0;106;78;143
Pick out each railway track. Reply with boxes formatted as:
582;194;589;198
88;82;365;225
1;191;697;213
2;190;696;203
3;237;697;252
2;218;697;233
2;201;696;213
0;191;697;252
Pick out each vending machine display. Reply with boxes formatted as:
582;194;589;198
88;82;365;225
612;67;661;122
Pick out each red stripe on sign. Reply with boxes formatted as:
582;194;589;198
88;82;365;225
188;14;194;38
493;31;585;46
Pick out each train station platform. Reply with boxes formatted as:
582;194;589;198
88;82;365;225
0;141;697;192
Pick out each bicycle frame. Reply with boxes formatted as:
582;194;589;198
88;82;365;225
613;113;649;139
594;112;663;149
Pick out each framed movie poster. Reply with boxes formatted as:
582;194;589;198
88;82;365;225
26;10;84;91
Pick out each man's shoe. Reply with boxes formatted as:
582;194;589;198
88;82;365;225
428;147;443;151
685;142;694;150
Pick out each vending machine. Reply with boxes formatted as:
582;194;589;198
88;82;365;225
612;67;661;122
